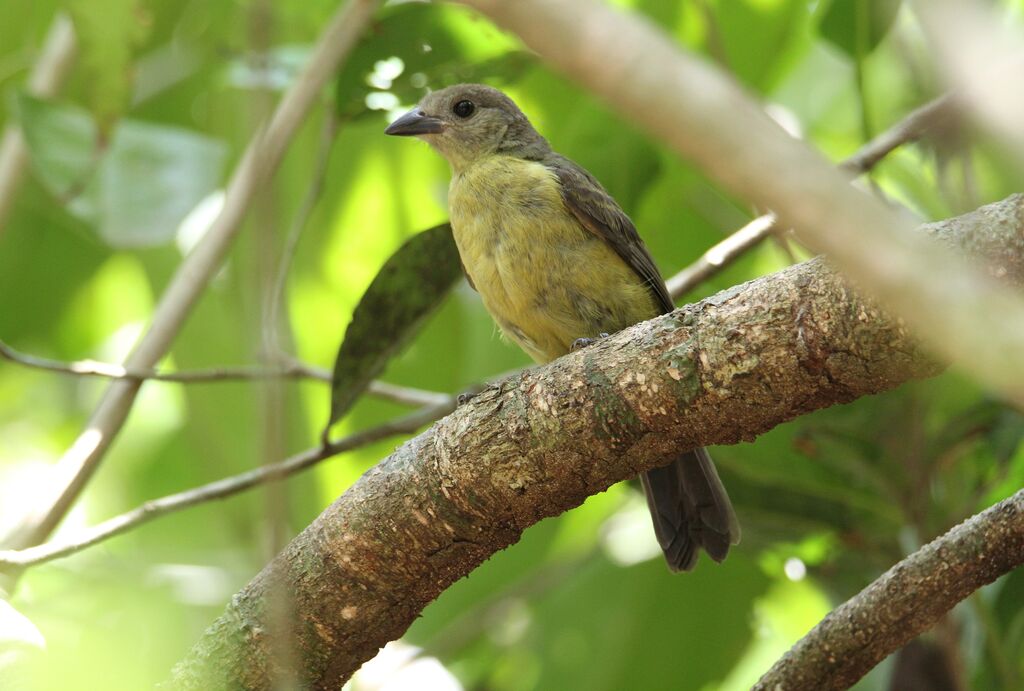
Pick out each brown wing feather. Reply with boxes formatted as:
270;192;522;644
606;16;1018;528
547;155;674;315
546;154;740;572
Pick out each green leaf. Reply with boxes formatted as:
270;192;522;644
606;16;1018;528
819;0;902;59
324;224;462;433
13;93;227;248
9;91;99;219
712;0;813;91
68;0;149;129
335;3;531;119
506;555;767;691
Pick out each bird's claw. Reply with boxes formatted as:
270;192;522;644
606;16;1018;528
457;391;477;406
571;332;610;352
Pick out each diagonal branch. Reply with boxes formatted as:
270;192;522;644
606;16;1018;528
169;196;1024;690
0;338;451;408
754;488;1024;690
667;93;957;299
0;0;381;555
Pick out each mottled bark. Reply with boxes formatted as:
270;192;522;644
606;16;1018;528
755;489;1024;690
169;195;1024;690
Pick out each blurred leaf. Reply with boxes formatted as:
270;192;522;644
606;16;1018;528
92;118;227;247
325;224;461;432
335;2;531;119
10;91;98;215
987;408;1024;464
68;0;149;129
712;0;812;91
225;44;313;92
510;555;768;691
384;50;535;115
14;93;227;248
819;0;902;59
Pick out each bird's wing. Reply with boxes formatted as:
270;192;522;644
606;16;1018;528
547;155;674;314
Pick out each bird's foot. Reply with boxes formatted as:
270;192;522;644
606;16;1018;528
571;332;610;352
457;391;477;406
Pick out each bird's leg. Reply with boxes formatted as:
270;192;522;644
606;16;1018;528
456;380;494;406
570;332;610;353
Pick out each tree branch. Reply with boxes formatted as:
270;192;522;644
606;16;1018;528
169;196;1024;690
0;13;77;234
667;93;956;299
0;0;381;555
754;488;1024;690
0;339;451;408
461;0;1024;411
0;401;454;570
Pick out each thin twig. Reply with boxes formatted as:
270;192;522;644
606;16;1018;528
0;400;454;570
0;338;451;407
0;0;381;555
840;95;955;175
667;93;956;300
0;13;77;233
667;213;776;298
0;337;324;382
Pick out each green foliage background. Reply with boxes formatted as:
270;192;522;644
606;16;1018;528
1;1;1023;689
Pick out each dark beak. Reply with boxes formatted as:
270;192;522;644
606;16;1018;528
384;109;444;136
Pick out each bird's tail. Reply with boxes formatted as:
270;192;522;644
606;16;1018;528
640;447;740;572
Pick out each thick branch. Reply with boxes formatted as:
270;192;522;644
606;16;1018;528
170;196;1024;690
755;488;1024;690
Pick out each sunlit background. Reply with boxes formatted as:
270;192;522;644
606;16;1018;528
1;1;1023;689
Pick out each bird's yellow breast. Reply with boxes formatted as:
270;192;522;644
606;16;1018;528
449;155;659;363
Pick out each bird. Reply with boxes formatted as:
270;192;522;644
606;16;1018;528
385;84;739;571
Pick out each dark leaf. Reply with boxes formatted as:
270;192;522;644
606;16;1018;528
324;224;462;434
819;0;902;59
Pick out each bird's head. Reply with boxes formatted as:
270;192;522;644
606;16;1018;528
384;84;548;171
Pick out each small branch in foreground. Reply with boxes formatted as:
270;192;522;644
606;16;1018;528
754;488;1024;690
667;93;956;300
0;400;455;570
0;339;451;408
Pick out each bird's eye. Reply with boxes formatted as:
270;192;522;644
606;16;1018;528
453;100;475;118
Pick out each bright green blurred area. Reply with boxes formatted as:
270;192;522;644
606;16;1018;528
1;1;1023;689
